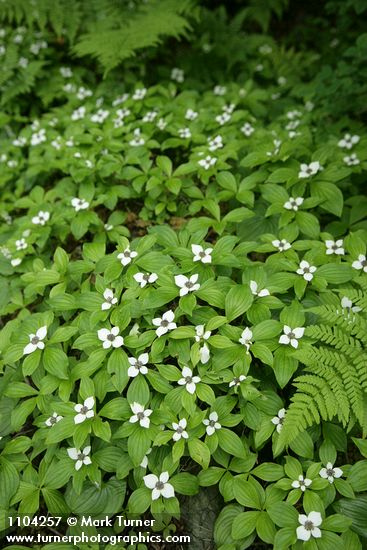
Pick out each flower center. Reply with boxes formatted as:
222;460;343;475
326;468;334;476
362;260;367;267
135;361;142;368
107;334;115;341
77;452;86;461
80;406;89;414
176;426;184;434
161;320;169;327
185;376;193;383
155;481;165;490
209;420;216;427
186;281;194;288
304;521;314;531
49;416;57;425
137;412;145;420
31;336;40;345
233;377;240;385
303;267;310;273
288;332;295;339
199;251;206;258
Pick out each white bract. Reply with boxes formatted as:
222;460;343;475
296;512;322;541
23;326;47;355
144;472;175;500
298;161;322;178
16;238;27;250
129;128;145;146
325;239;344;255
71;197;89;211
192;244;213;263
239;328;253;353
215;112;231;125
279;326;305;348
292;475;312;491
338;133;360;149
208;135;223;151
45;412;63;427
117;247;138;266
195;325;211;364
140;448;152;468
178;366;201;394
174;274;200;296
250;280;270;297
339;296;362;316
129;402;152;428
172;418;188;441
152;310;177;337
198;155;217;170
271;408;286;433
132;88;146;100
32;211;50;225
343;153;360;166
185;109;198;121
241;122;254;136
74;396;95;424
171;68;184;82
97;327;124;349
133;272;158;288
178;128;191;139
272;239;291;251
67;446;92;471
284;197;304;211
297;260;317;281
213;85;226;95
128;353;149;377
319;462;343;483
229;375;246;388
101;288;118;310
352;254;367;272
203;412;221;436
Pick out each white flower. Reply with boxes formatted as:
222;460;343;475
67;446;92;471
132;88;147;100
117;247;138;266
325;239;344;255
152;310;177;337
250;280;270;297
60;66;73;78
208;135;223;151
71;197;89;211
178;366;201;394
174;274;200;296
297;260;317;281
90;109;109;123
178;127;191;139
11;258;22;267
343;153;360;166
272;239;291;252
101;288;118;310
171;67;184;82
71;106;86;121
18;56;29;68
241;123;254;136
292;475;312;492
104;223;113;231
239;328;253;353
203;412;221;436
284;197;304;211
213;85;227;95
23;326;47;355
192;244;213;263
77;87;92;100
259;44;272;54
279;326;305;348
198;155;217;170
296;512;322;541
74;396;95;424
133;272;158;288
157;118;167;130
185;109;198;121
45;412;63;427
339;296;362;315
32;211;50;225
140;448;152;468
199;343;210;364
129;402;152;428
338;133;360;149
352;254;367;272
271;408;286;433
129;128;145;146
298;161;322;178
144;472;175;500
266;139;282;156
142;110;158;122
128;353;149;377
172;418;188;441
15;238;27;250
278;76;287;85
112;94;129;106
229;375;246;388
215;112;231;125
319;462;343;484
195;325;211;342
97;327;124;349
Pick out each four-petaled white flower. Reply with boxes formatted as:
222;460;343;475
101;288;118;310
152;310;177;337
67;446;92;471
45;412;63;427
171;68;184;82
297;260;317;281
325;239;344;255
74;396;95;424
178;366;201;394
271;408;286;433
144;472;175;500
128;353;149;377
16;238;27;250
229;375;246;388
129;402;152;428
292;475;312;492
192;244;213;264
339;296;362;316
198;155;217;170
203;412;221;436
32;211;50;225
208;135;223;151
239;328;253;353
117;247;138;266
178;127;191;139
185;109;198;121
272;239;291;251
23;326;47;355
284;197;304;211
172;418;189;441
338;133;359;149
133;272;158;288
97;326;124;349
296;511;322;541
352;254;367;273
343;153;360;166
298;161;322;178
241;123;254;136
250;280;270;297
319;462;343;484
279;326;305;348
174;274;200;296
71;197;89;211
132;88;146;100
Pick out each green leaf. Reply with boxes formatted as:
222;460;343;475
231;511;259;539
225;285;253;321
188;438;211;469
42;347;69;379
